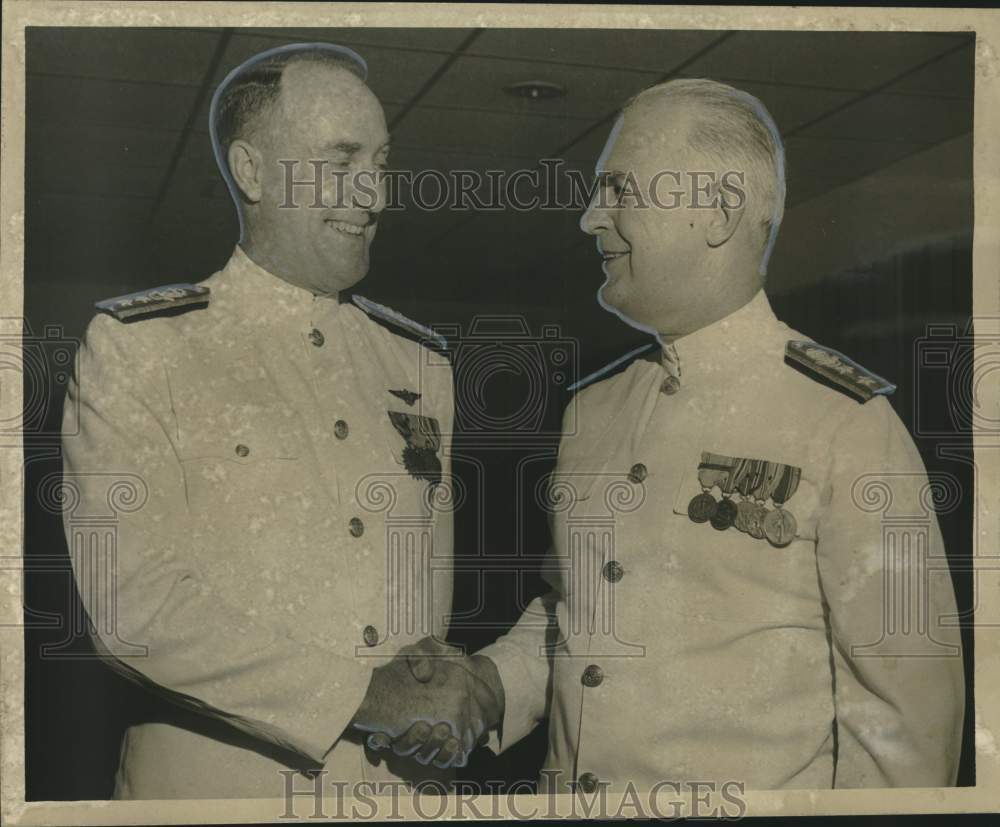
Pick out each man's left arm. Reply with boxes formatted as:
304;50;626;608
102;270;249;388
817;396;965;787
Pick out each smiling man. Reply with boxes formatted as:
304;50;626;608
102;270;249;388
395;78;965;792
60;43;484;798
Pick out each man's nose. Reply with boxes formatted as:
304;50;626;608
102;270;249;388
351;166;388;217
580;196;610;236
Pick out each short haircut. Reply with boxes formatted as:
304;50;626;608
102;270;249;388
624;78;786;275
209;42;367;162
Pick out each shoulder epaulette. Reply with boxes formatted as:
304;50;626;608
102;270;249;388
785;340;895;402
96;284;210;321
568;342;659;394
352;295;448;352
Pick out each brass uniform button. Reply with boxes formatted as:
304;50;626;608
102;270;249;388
602;560;624;583
660;375;681;395
308;328;325;347
627;462;647;484
582;664;604;688
577;772;599;793
334;419;349;440
362;625;379;647
234;444;250;458
349;517;365;538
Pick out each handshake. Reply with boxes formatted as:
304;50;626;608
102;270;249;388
350;637;506;768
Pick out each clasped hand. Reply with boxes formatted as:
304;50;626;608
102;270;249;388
351;637;503;768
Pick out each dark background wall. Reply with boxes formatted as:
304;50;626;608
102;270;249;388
21;27;975;798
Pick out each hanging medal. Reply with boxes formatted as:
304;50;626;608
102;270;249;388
710;457;739;531
763;464;800;548
734;458;766;537
753;461;784;541
687;453;730;524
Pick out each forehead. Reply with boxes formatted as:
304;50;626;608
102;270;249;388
273;60;386;140
597;98;697;171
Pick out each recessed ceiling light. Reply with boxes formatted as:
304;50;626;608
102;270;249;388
504;80;567;100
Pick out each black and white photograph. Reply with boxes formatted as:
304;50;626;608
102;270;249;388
2;2;998;823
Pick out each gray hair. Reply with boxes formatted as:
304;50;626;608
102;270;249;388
624;78;786;275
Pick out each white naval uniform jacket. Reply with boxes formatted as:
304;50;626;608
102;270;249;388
483;289;964;791
61;246;455;798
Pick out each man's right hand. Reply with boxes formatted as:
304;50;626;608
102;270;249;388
350;637;504;768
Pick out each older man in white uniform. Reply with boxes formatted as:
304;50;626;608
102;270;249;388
394;78;965;791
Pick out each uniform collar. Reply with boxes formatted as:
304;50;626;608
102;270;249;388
217;245;342;326
664;289;778;381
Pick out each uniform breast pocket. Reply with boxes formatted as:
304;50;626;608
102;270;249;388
175;412;305;463
172;371;308;464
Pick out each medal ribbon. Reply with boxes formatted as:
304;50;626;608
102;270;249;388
772;464;801;505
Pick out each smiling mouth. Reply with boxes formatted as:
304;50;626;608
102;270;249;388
325;219;366;238
600;250;630;261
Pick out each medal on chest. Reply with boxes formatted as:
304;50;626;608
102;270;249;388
688;452;801;547
388;411;442;484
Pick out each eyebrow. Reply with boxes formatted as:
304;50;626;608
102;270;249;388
322;141;363;155
319;139;392;156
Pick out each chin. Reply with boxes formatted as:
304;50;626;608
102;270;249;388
597;282;657;335
325;260;370;292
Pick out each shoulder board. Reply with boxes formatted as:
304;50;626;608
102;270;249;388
351;295;448;352
96;284;210;321
785;340;895;402
568;341;659;394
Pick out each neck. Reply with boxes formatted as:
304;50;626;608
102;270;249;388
658;279;764;344
240;234;323;297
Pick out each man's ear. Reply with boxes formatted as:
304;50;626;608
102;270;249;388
705;181;744;248
227;139;264;203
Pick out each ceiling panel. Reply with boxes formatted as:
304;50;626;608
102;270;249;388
156;151;229;204
27;75;199;130
680;31;968;91
466;28;724;73
391;107;589;158
27;192;153;227
244;27;475;53
563;124;615;164
797;93;973;144
27;158;165;199
785;136;930;183
421;55;662;120
784;175;855;207
722;82;857;135
211;35;452;104
883;44;975;98
26;122;178;169
25;28;221;85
